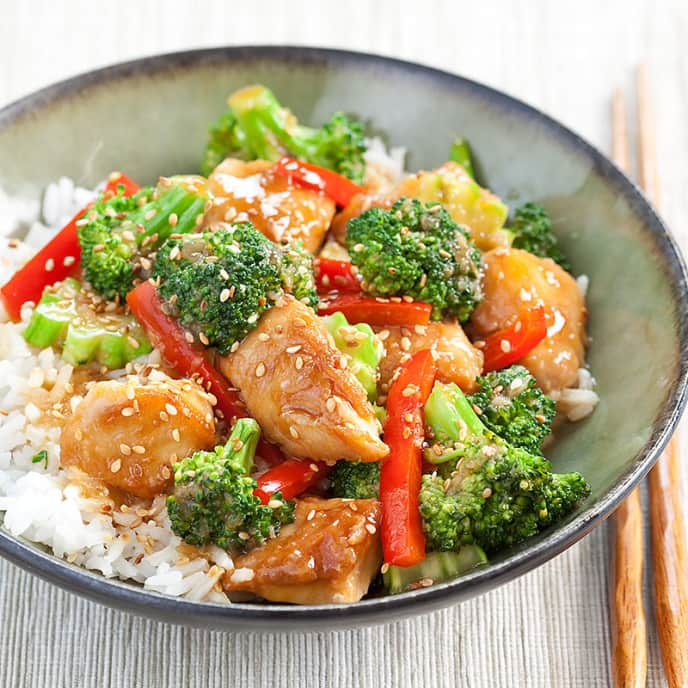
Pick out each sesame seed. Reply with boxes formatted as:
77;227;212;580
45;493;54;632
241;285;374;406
474;340;485;349
286;345;302;354
377;329;390;341
172;428;181;442
230;567;254;584
184;331;195;343
169;246;181;260
44;258;55;272
110;459;122;473
122;230;136;242
168;213;178;227
255;363;266;378
535;414;547;423
220;268;230;280
482;487;493;499
307;509;316;521
310;463;319;472
326;397;336;413
401;384;419;398
400;336;412;352
514;320;522;333
365;523;376;534
289;426;300;439
63;255;76;267
500;339;511;353
268;499;284;509
220;288;230;302
199;332;209;345
230;341;240;353
472;404;483;415
295;356;304;370
402;427;412;439
162;465;172;480
418;578;433;587
121;407;135;417
165;403;178;416
247;313;258;324
144;208;158;221
353;243;365;252
258;332;270;342
119;444;131;456
238;532;250;541
74;428;83;441
381;563;390;574
132;445;145;455
127;335;140;349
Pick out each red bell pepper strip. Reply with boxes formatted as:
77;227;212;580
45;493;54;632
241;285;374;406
318;294;432;327
314;257;361;293
480;305;548;373
0;173;140;321
254;459;329;503
126;280;246;421
272;157;364;207
379;349;437;566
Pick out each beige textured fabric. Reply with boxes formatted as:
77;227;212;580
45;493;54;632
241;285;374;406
1;0;687;685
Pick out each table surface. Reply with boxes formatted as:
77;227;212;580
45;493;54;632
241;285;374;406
1;0;687;686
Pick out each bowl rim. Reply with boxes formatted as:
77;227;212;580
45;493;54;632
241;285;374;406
1;44;687;629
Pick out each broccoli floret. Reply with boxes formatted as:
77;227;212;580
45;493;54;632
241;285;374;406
200;84;367;182
152;223;317;354
167;418;295;552
507;202;570;270
78;183;206;300
329;460;380;499
323;311;384;401
467;365;555;454
420;381;589;554
346;198;483;321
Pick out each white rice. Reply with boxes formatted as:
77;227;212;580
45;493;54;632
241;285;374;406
0;159;598;601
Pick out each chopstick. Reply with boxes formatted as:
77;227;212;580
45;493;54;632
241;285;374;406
610;65;688;688
609;87;647;688
637;65;688;688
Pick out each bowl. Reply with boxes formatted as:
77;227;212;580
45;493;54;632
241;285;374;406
0;46;686;631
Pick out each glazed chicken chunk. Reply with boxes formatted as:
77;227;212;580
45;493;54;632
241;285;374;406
60;372;217;498
218;296;388;464
375;321;484;394
225;498;382;605
469;248;587;393
203;158;336;253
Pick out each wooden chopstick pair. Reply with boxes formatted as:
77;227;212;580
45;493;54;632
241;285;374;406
610;66;688;688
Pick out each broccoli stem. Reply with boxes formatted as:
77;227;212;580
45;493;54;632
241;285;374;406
130;185;206;247
228;85;288;160
23;278;152;369
323;311;383;401
424;381;485;463
449;137;475;179
221;417;261;474
383;546;487;594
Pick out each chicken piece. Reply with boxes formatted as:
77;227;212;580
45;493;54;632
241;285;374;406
203;158;336;253
218;296;388;464
60;372;217;499
225;497;382;605
376;322;484;393
332;162;508;251
469;248;587;393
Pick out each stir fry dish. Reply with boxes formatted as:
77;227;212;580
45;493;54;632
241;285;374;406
0;85;597;605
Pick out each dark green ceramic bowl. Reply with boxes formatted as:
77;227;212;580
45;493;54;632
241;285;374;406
0;47;686;631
